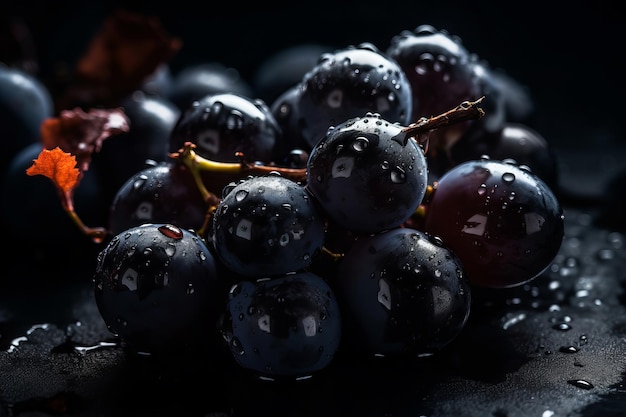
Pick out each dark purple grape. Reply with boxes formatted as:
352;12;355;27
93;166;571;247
306;113;428;233
94;223;226;354
0;64;53;168
94;91;181;202
210;174;325;278
169;92;279;164
167;62;253;111
333;227;471;357
386;24;481;154
422;158;564;288
108;160;209;236
449;122;559;190
221;271;342;379
296;42;413;148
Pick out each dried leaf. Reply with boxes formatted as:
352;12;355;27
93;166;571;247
40;107;130;172
57;9;182;108
26;147;80;194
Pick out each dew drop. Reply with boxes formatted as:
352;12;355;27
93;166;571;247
568;379;594;390
165;243;176;257
230;337;245;355
352;136;369;152
133;175;148;189
226;111;244;130
158;224;183;240
553;323;572;331
502;172;516;183
390;167;406;183
235;190;249;201
559;345;579;354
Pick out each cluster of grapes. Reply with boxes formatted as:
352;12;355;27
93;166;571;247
1;14;565;380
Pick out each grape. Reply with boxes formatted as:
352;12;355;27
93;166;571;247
0;64;54;168
169;92;279;164
306;113;428;233
253;43;332;105
221;271;342;379
386;24;481;155
422;158;564;288
333;227;471;357
449;122;559;190
108;160;209;236
210;173;326;278
166;62;253;111
94;91;181;203
270;84;311;164
296;42;413;148
93;223;226;354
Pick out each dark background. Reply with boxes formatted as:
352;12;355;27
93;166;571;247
2;3;626;417
4;0;625;152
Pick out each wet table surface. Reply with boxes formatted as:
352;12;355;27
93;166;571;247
1;143;626;417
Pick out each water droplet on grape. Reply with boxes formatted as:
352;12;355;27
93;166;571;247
158;224;183;240
390;167;407;183
133;175;148;189
235;189;248;201
352;136;369;152
226;111;244;130
230;337;245;355
165;243;176;257
186;283;195;295
502;172;515;183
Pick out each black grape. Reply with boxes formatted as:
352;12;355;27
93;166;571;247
94;91;181;203
169;92;279;164
210;174;326;278
333;227;471;358
253;43;332;105
306;113;428;234
0;64;53;169
94;223;226;354
108;160;209;236
296;42;413;148
221;271;342;379
167;62;253;111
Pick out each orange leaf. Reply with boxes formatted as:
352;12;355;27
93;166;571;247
26;147;81;193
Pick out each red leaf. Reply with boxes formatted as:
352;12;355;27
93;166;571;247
26;147;80;194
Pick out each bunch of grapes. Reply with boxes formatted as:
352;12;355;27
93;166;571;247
1;12;565;381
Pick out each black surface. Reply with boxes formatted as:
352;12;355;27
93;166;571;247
1;201;625;417
2;2;626;417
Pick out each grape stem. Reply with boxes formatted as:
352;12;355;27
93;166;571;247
171;142;308;203
397;96;486;147
59;190;108;243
